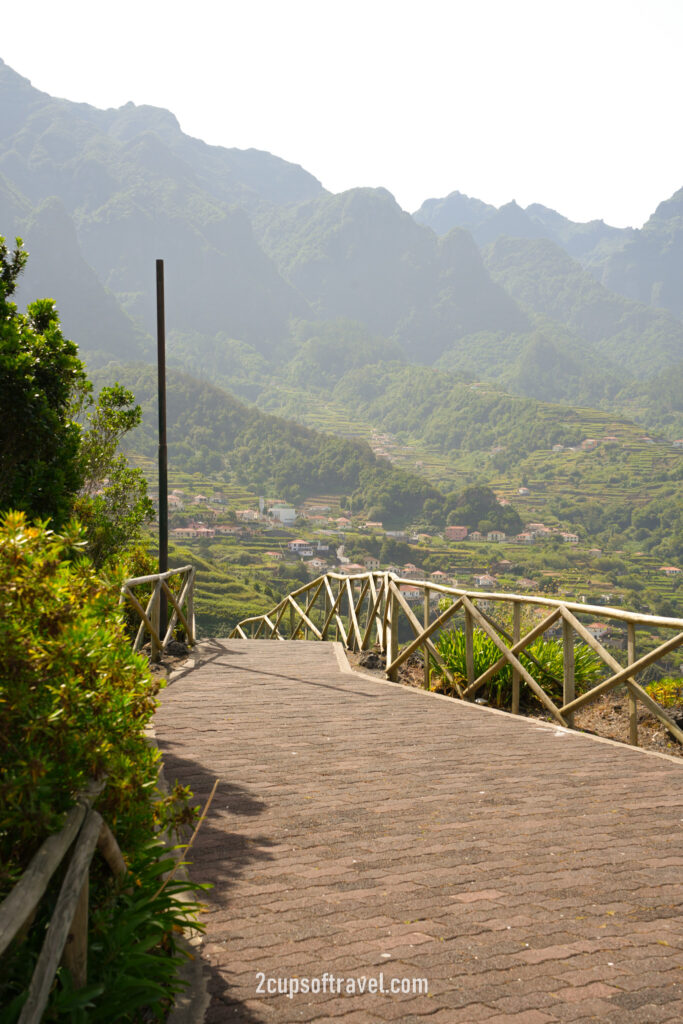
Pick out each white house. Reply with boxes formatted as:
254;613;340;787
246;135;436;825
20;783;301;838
473;573;498;588
271;505;297;526
288;539;313;556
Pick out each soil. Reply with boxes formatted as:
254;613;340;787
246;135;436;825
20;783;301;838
145;640;193;689
347;649;683;760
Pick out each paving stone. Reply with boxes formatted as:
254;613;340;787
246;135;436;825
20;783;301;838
155;639;683;1023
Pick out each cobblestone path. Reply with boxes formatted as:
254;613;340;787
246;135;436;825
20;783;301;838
154;639;683;1024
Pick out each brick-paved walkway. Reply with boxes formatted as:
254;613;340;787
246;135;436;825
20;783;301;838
154;639;683;1024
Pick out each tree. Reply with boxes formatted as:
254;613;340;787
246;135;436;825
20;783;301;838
0;237;88;527
74;384;154;567
0;237;153;564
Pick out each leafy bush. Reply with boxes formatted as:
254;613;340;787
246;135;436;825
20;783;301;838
0;513;203;1020
435;624;603;708
0;513;164;882
648;676;683;708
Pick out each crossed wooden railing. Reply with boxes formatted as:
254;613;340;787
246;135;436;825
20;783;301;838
229;571;683;748
0;783;127;1024
120;565;196;661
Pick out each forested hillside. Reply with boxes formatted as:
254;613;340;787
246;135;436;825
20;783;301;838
101;364;518;530
2;54;682;563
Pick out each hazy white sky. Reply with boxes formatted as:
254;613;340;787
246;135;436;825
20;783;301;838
3;0;682;227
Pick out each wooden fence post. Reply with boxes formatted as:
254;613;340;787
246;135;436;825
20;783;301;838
62;876;88;989
150;581;161;663
627;622;639;746
563;617;575;727
511;602;521;714
423;588;431;689
387;586;399;681
464;607;475;691
186;570;195;644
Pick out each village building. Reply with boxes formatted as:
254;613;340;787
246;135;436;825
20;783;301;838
445;525;468;541
307;557;328;572
659;566;681;576
473;573;497;588
194;525;216;538
468;531;484;542
363;556;380;571
586;622;611;641
171;526;199;539
560;532;579;544
517;577;539;590
288;539;314;556
271;505;297;526
486;530;506;542
236;509;260;522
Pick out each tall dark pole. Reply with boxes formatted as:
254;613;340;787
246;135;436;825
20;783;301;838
156;259;168;641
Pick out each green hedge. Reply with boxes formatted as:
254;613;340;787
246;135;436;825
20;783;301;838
0;513;202;1021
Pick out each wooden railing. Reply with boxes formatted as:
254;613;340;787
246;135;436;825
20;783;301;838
0;784;127;1024
229;571;683;748
120;564;196;661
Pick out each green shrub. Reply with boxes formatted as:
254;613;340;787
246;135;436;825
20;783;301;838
435;624;603;708
0;512;203;1020
648;676;683;708
0;513;164;882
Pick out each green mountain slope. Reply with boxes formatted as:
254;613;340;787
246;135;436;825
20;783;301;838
0;59;314;358
100;365;465;528
258;187;527;362
481;236;683;377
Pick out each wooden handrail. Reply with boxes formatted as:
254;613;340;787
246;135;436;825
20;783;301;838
120;565;196;661
229;571;683;747
0;785;128;1024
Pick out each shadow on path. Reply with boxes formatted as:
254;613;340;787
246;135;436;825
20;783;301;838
158;744;272;1023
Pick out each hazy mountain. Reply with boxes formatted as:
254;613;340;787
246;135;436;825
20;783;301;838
258;186;527;362
1;56;681;431
482;236;683;377
0;58;316;358
414;191;631;262
414;187;683;325
0;177;145;363
599;187;683;319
